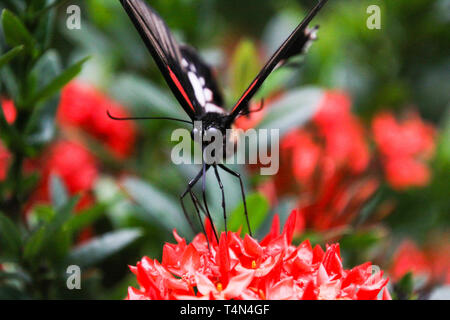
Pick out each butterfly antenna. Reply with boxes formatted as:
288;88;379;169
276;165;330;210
249;98;265;114
107;110;192;124
240;98;265;117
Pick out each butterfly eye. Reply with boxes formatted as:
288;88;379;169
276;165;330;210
204;127;220;137
191;127;199;140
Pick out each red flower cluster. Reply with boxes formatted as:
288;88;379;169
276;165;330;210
277;91;369;189
0;99;17;181
58;81;137;159
0;143;10;182
28;140;98;212
313;91;370;174
1;98;17;124
390;239;450;285
127;210;391;300
372;112;435;190
259;91;377;232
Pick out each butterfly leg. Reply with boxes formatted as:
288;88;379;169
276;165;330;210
201;162;219;242
219;164;252;236
180;194;197;235
187;190;211;249
180;166;209;235
213;164;227;234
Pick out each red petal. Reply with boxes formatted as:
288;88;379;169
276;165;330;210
323;248;343;277
302;281;318;300
342;262;371;287
172;229;184;244
261;214;280;246
382;287;392;300
136;261;163;299
218;232;231;286
244;234;264;258
127;287;149;300
267;277;294;300
204;218;218;246
180;244;202;276
223;269;255;299
312;245;325;264
282;209;297;245
356;275;389;300
129;265;138;275
195;272;216;296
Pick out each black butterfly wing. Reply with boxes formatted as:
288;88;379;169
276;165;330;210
121;0;219;119
228;0;328;122
277;25;319;68
180;45;226;114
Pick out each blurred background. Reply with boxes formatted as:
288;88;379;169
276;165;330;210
0;0;449;299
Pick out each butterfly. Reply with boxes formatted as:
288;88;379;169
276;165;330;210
111;0;328;241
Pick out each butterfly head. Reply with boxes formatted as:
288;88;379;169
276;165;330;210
191;112;232;147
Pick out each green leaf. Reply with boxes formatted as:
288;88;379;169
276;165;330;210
395;272;415;300
23;227;46;262
0;270;31;283
66;203;106;234
23;197;79;261
29;50;62;91
32;205;55;222
34;8;56;50
254;67;295;99
68;229;142;268
0;65;19;98
0;45;24;69
256;87;324;138
50;174;69;210
1;1;26;13
29;0;67;17
0;285;27;299
25;95;59;145
122;177;191;236
229;193;269;234
26;56;89;106
231;40;261;101
25;51;63;145
0;212;22;260
1;10;36;51
339;230;382;251
110;74;185;119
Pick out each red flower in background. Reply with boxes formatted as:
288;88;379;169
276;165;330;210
0;143;10;182
427;242;450;285
390;239;450;285
28;140;98;212
313;91;370;174
234;97;278;131
390;240;431;282
0;99;17;181
372;112;436;190
1;98;17;124
127;210;391;300
259;91;377;232
58;81;137;159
